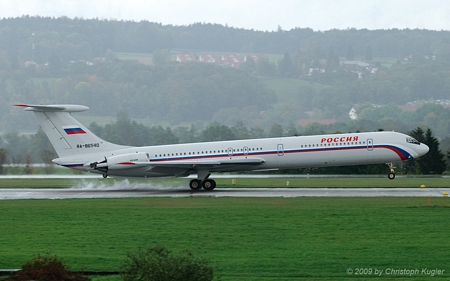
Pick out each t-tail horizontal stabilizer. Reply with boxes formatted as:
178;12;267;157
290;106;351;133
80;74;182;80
15;103;129;158
15;103;89;112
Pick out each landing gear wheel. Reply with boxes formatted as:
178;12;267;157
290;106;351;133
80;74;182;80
102;174;108;178
387;163;396;180
189;179;202;190
202;179;216;191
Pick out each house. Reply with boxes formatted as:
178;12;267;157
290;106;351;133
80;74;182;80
198;54;219;64
340;60;370;71
175;53;259;68
176;54;197;63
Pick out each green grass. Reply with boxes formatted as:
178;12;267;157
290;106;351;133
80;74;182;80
0;177;448;189
1;196;450;280
0;178;75;188
263;77;324;96
114;52;153;65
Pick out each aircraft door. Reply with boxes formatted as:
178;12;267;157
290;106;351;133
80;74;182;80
277;144;284;156
367;138;373;151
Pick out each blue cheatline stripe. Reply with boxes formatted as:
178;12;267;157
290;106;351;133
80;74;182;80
149;145;413;163
62;164;84;168
376;145;412;160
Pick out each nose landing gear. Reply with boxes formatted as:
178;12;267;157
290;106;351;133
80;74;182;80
387;163;396;180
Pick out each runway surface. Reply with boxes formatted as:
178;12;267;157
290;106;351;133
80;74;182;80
0;187;449;200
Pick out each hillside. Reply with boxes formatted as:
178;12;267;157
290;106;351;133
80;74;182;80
0;17;449;140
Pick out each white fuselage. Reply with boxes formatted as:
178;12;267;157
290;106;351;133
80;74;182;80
16;103;430;190
53;131;428;178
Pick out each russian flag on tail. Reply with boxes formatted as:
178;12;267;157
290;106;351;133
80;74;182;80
63;126;86;135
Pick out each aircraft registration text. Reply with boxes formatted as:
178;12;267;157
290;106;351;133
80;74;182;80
77;143;100;149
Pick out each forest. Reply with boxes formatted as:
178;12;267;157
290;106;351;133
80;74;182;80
1;16;449;60
0;16;449;172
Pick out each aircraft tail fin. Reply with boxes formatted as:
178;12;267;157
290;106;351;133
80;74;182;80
15;104;129;158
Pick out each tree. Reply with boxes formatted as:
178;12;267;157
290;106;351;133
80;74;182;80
120;245;213;281
326;47;339;68
241;55;256;73
105;49;118;61
88;121;104;137
5;253;90;281
405;127;424;174
153;49;169;66
24;154;33;174
32;127;56;165
231;121;251;139
421;128;447;174
149;125;179;145
365;45;373;60
3;131;29;164
256;56;276;76
201;122;236;141
174;125;198;144
346;46;354;60
40;150;55;174
0;148;7;174
102;111;149;146
268;123;284;137
407;127;446;174
286;123;298;136
277;52;294;77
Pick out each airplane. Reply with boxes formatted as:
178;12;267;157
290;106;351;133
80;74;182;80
15;103;429;190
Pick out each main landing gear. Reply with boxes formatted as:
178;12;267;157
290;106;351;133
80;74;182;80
189;179;216;191
387;163;396;180
189;171;216;191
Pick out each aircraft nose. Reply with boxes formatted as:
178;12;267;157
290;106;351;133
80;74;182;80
418;143;429;157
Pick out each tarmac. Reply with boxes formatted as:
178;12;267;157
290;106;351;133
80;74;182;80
0;187;449;200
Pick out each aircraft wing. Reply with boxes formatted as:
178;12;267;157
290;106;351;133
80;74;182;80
136;157;266;168
111;157;266;176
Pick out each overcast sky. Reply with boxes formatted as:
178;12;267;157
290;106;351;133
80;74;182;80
1;0;449;31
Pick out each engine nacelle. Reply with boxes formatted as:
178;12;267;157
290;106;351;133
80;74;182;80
89;152;149;170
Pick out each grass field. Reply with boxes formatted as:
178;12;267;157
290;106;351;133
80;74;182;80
0;176;448;189
1;177;450;280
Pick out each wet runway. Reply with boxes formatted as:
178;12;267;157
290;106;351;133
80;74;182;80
0;187;449;200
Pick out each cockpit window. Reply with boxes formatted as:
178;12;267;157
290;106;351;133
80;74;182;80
406;137;420;145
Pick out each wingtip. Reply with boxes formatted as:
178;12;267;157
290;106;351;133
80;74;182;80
14;103;29;107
